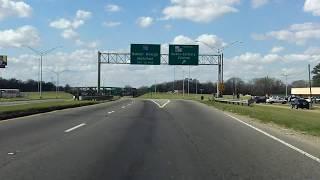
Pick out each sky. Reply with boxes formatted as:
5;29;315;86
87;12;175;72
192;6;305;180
0;0;320;88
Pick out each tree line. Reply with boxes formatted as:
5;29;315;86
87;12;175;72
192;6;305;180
0;78;71;92
137;63;320;96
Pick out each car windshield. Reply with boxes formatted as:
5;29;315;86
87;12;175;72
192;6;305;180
1;0;320;179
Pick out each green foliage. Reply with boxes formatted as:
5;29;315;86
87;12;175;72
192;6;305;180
206;101;320;136
312;63;320;86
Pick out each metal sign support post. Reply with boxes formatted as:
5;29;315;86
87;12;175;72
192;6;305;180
97;51;101;93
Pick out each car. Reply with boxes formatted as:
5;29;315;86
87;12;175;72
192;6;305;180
254;96;266;103
291;99;310;109
266;97;287;104
288;95;300;102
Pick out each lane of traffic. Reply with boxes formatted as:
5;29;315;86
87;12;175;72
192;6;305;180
0;99;133;168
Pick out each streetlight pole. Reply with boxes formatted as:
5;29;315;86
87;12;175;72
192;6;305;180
281;73;289;97
182;70;185;96
26;46;62;99
46;69;67;98
196;40;243;97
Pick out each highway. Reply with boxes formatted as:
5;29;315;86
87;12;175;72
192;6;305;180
0;98;319;179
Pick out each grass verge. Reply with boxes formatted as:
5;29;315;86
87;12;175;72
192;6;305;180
0;92;73;102
0;97;120;120
139;93;320;136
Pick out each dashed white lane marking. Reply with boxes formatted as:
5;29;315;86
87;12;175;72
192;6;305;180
150;99;171;109
121;106;126;109
108;111;115;114
225;113;320;164
64;123;86;133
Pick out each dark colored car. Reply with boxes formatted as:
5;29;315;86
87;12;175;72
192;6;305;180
254;96;266;103
291;99;310;109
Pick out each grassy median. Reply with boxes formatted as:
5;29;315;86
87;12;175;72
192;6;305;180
0;92;73;102
139;93;320;136
0;100;99;120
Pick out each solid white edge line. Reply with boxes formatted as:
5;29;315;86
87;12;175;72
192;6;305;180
150;99;170;108
225;113;320;164
64;123;86;133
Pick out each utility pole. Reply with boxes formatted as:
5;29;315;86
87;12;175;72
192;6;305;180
196;79;198;94
46;70;67;98
26;46;61;99
308;64;312;104
281;73;289;97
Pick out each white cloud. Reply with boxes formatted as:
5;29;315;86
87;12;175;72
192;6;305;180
0;25;40;48
50;18;72;29
137;16;154;28
50;10;91;30
163;34;226;54
76;10;91;19
105;4;121;12
252;22;320;45
196;34;226;52
270;46;284;53
103;21;121;27
164;24;172;30
251;0;269;8
49;10;94;46
304;0;320;16
62;29;78;39
162;0;240;23
0;0;32;20
304;46;320;55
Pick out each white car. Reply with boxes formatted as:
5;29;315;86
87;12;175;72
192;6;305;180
266;97;287;104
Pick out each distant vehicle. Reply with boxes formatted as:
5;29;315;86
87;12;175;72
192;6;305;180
288;95;300;102
291;99;310;109
0;89;20;98
266;97;287;104
254;96;266;103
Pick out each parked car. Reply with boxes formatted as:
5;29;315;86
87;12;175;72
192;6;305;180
291;99;310;109
288;95;300;102
254;96;266;104
266;97;287;104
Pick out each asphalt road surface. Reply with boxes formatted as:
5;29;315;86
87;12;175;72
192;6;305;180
0;98;319;179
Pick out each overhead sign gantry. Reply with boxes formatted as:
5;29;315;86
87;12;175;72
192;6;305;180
97;44;224;96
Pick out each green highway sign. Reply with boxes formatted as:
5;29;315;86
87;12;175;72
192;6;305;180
169;45;199;65
130;44;161;65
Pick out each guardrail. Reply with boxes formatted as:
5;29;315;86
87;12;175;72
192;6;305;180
214;98;254;106
77;95;114;101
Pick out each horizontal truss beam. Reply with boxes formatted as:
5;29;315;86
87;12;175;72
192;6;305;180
99;53;220;65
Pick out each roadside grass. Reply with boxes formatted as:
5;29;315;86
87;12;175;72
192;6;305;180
0;92;73;102
24;92;73;100
139;93;320;136
0;100;99;120
0;95;121;120
204;101;320;136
